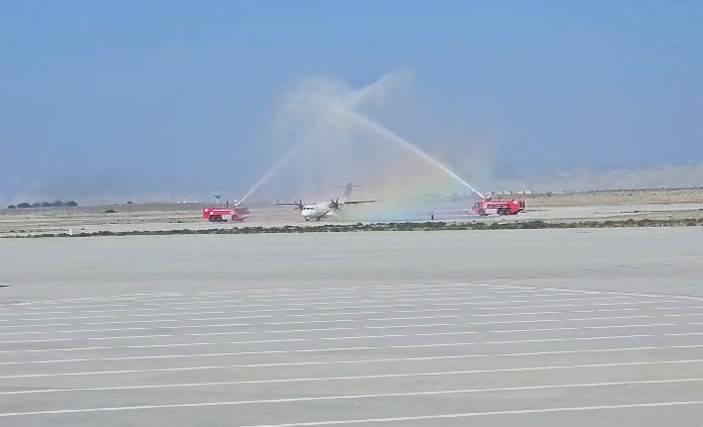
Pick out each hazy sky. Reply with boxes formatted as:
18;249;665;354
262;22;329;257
1;1;702;202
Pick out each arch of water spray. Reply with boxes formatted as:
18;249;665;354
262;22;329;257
238;73;485;203
336;107;485;200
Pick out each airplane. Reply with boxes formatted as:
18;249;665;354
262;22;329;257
275;183;376;221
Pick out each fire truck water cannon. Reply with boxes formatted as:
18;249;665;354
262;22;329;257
472;198;525;216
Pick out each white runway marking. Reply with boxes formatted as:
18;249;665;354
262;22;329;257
0;297;684;322
1;356;701;380
0;308;464;330
3;280;702;425
0;315;468;335
4;312;703;345
0;315;463;336
237;401;703;426
0;296;519;316
3;305;701;333
17;282;698;306
0;319;683;337
3;324;701;355
0;311;229;322
465;283;703;302
0;378;702;418
2;286;618;309
1;342;702;371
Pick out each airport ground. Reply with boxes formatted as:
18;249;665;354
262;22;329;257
1;188;703;238
0;226;702;426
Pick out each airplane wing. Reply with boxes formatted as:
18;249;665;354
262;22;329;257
342;200;377;205
273;200;304;210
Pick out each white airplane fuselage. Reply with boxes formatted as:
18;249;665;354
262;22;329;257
301;203;334;221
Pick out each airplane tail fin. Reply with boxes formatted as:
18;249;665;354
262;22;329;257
341;182;362;201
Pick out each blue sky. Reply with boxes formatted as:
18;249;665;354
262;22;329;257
1;1;702;202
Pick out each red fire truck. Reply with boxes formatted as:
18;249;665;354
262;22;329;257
202;207;249;222
472;198;525;216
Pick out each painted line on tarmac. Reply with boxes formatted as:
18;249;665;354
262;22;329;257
4;302;701;332
472;309;636;317
0;296;680;320
0;317;696;343
445;300;679;309
0;309;462;330
0;293;499;314
1;379;702;418
2;341;703;370
0;283;523;306
0;324;467;345
0;300;684;326
0;356;701;385
0;304;443;321
3;290;604;312
467;282;703;302
2;322;701;353
5;312;702;344
14;281;688;308
0;331;681;360
8;284;435;304
2;333;702;374
0;316;463;336
0;311;229;323
238;401;703;426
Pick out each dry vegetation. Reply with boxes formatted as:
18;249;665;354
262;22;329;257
525;188;703;207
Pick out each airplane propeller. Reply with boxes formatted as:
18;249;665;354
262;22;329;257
329;198;342;210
